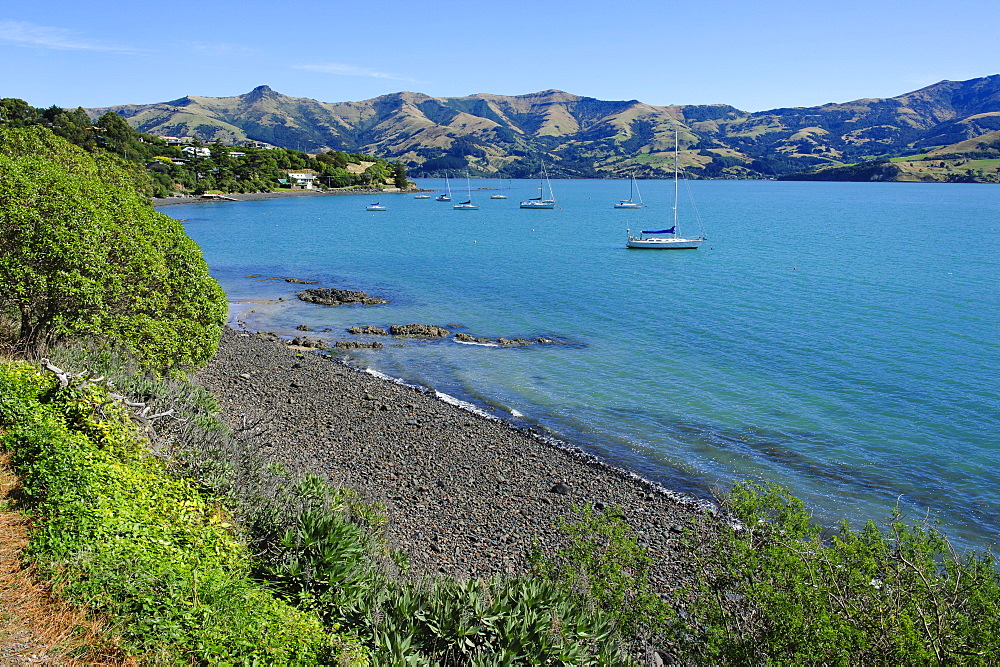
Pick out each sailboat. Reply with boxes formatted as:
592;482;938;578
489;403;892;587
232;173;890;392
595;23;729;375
519;163;556;209
435;173;452;201
454;171;479;210
365;202;387;211
626;131;705;249
490;173;507;199
614;175;644;209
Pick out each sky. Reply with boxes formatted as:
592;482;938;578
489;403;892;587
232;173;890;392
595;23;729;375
1;0;997;113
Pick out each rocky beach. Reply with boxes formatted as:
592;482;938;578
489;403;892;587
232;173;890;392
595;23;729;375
195;328;717;592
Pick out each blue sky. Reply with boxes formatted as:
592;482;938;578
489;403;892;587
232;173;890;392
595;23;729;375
2;0;997;112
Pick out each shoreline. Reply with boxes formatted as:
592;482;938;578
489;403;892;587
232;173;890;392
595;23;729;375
195;328;715;589
153;187;430;207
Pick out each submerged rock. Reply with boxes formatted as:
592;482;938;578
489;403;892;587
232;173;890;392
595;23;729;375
335;340;383;349
498;338;533;346
289;336;328;349
298;288;386;306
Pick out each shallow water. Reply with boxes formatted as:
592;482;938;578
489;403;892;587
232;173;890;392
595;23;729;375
167;179;1000;551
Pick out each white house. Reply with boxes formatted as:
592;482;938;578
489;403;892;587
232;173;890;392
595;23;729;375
181;146;211;158
285;170;318;189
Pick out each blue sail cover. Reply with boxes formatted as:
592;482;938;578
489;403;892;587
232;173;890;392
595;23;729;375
642;227;675;234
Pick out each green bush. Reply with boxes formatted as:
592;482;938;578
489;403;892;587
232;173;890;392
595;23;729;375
0;361;364;663
673;481;1000;663
0;126;227;371
530;503;669;643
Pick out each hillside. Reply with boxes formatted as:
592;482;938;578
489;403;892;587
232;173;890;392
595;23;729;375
89;75;1000;180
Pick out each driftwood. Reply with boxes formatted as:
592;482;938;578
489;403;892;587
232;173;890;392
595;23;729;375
39;359;181;459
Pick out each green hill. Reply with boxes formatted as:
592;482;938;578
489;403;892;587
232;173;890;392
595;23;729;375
88;75;1000;181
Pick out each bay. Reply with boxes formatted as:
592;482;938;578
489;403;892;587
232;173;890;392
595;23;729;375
166;178;1000;550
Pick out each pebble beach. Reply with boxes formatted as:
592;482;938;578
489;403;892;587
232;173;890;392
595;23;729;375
195;328;717;592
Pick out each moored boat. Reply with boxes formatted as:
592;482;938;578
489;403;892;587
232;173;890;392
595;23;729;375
626;131;705;249
520;164;556;209
614;176;644;209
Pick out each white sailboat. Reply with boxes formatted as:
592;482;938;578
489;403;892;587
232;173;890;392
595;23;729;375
626;131;705;249
366;202;387;211
519;163;556;209
454;171;479;210
614;175;644;209
436;174;452;201
490;174;507;199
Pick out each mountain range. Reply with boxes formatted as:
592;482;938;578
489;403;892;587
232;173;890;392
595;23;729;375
89;75;1000;180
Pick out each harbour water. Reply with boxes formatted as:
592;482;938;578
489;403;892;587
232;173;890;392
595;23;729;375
166;178;999;551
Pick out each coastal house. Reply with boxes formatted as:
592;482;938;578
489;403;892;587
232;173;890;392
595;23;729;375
159;136;194;146
284;169;318;189
181;146;211;158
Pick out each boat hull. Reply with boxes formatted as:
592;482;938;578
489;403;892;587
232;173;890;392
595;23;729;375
519;200;556;209
453;204;479;210
614;202;643;209
626;237;703;249
366;206;387;211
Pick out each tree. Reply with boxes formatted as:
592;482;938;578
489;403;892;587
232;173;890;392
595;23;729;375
392;163;408;189
0;126;227;371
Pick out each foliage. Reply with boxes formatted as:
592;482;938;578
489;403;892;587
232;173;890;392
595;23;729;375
0;98;409;196
0;361;364;663
359;576;625;664
530;504;670;643
671;481;1000;663
0;126;227;370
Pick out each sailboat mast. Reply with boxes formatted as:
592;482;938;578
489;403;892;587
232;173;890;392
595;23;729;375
673;130;679;232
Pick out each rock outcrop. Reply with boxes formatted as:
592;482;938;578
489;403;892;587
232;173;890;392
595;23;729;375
297;288;385;306
348;326;389;336
389;324;451;337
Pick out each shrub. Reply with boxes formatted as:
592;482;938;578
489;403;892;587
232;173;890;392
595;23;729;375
673;481;1000;663
0;126;227;371
530;503;670;643
0;361;363;663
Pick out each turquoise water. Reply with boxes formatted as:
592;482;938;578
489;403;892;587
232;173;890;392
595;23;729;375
166;179;1000;550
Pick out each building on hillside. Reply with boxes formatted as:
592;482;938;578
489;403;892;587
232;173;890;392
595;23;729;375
181;146;211;158
160;136;194;146
284;170;318;189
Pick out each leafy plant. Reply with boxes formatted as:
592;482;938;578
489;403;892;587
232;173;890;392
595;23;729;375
0;361;362;663
672;481;1000;663
530;503;670;642
0;126;227;371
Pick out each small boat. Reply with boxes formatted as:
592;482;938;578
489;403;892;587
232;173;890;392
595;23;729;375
626;227;703;249
490;174;508;199
414;194;431;199
626;131;705;249
454;172;479;210
366;202;387;211
614;176;644;209
436;174;453;201
520;164;556;209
